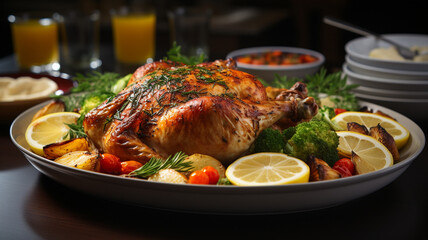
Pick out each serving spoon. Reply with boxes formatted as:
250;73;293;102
323;16;419;60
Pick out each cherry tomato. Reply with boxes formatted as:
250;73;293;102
334;166;352;177
201;166;220;184
100;153;122;175
334;108;347;115
333;158;355;177
188;170;210;184
121;160;143;175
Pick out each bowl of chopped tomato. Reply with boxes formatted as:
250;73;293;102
227;46;325;82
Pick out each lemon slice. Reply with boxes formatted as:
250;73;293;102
336;131;393;174
225;153;310;186
25;112;81;156
332;111;410;149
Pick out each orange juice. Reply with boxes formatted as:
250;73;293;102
112;13;156;64
11;19;59;68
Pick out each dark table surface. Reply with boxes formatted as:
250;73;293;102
1;55;427;240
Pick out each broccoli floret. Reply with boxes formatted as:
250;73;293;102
250;128;286;153
284;120;339;166
282;126;296;141
314;106;344;131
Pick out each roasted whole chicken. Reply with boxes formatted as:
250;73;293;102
83;59;318;164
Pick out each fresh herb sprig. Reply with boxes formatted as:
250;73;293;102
164;42;207;65
53;72;122;112
64;115;87;139
129;152;193;178
269;68;359;110
52;72;128;138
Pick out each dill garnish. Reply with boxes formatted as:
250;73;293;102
129;152;193;178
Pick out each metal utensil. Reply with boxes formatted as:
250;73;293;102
323;16;416;60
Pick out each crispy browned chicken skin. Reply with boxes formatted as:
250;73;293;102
83;59;318;164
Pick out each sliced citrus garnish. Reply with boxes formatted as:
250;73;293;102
332;111;410;149
336;131;394;174
225;152;310;186
25;112;81;156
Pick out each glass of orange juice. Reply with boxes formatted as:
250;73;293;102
111;6;156;67
8;13;60;73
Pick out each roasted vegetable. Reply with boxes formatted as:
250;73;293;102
183;154;226;178
43;137;90;160
369;124;400;162
32;100;66;122
284;120;340;166
120;161;143;175
306;155;341;181
201;166;220;184
148;169;188;184
100;153;122;175
249;128;286;154
351;151;364;175
347;122;369;135
54;151;100;171
188;170;210;184
333;158;355;177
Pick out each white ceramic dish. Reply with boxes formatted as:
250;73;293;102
345;34;428;72
346;55;428;80
343;64;428;91
10;101;425;214
352;85;428;99
226;46;325;82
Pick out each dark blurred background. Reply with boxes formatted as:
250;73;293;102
1;0;428;73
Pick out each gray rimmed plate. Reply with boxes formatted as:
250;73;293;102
10;101;425;214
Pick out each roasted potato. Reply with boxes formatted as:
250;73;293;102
32;100;66;122
43;138;90;160
54;151;100;171
183;154;226;178
148;169;188;184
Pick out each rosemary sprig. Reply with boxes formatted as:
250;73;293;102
129;152;193;178
64;115;86;139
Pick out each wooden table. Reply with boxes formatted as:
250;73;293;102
1;116;427;239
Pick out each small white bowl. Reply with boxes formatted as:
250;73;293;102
226;46;325;82
345;34;428;72
346;55;428;80
343;63;428;91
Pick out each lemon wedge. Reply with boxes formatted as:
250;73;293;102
336;131;394;174
25;112;81;156
225;153;310;186
332;111;410;149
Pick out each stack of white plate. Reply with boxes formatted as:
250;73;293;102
343;34;428;121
